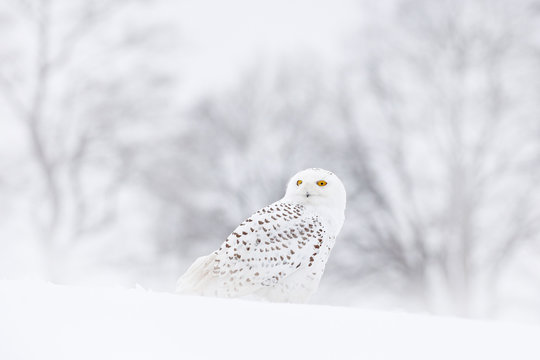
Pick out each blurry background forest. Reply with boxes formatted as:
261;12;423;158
1;0;540;322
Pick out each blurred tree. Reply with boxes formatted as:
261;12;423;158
140;61;344;261
339;0;540;316
0;0;177;279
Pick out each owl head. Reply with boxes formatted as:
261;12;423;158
283;168;346;212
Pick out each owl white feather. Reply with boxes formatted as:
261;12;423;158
176;168;346;303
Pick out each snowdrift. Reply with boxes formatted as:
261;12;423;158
0;280;538;360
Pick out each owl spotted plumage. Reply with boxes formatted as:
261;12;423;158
176;168;346;303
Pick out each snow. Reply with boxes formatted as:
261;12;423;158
0;280;538;360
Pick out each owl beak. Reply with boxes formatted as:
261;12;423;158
305;192;310;198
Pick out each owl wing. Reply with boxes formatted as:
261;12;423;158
209;201;328;297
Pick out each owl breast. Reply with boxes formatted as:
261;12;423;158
209;201;336;301
256;231;336;303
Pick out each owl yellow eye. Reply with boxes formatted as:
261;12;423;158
316;180;327;186
296;180;303;186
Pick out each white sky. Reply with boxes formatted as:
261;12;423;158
170;0;358;99
0;0;358;154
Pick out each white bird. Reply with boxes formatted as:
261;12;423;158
176;168;346;303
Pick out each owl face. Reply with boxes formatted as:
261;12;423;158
284;168;346;210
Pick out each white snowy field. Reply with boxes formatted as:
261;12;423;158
0;280;538;360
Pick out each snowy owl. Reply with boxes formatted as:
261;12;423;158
176;168;346;303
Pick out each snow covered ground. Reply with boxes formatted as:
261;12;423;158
0;280;538;360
